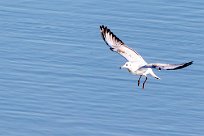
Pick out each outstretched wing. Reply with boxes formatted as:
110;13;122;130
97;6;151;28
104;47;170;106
100;25;146;63
142;61;193;70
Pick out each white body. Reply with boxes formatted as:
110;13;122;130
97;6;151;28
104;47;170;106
121;61;160;79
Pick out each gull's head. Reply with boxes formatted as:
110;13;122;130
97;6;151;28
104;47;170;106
120;62;132;69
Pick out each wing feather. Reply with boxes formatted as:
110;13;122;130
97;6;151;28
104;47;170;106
142;61;193;70
100;25;146;64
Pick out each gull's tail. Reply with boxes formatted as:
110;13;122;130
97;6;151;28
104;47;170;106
149;69;160;80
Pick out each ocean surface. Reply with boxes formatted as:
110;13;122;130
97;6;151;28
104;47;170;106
0;0;203;136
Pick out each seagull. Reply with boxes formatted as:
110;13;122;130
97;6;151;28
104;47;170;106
100;25;193;89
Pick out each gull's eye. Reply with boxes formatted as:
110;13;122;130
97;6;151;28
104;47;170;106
126;64;128;66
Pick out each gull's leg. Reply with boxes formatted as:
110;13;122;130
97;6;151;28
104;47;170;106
142;77;148;89
138;75;142;86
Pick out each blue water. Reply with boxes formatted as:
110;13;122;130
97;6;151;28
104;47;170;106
0;0;204;135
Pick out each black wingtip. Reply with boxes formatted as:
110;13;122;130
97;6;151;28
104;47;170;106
100;25;106;30
99;25;125;45
184;61;193;67
100;25;104;29
173;61;193;70
189;61;193;65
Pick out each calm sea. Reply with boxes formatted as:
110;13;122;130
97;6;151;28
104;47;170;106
0;0;203;136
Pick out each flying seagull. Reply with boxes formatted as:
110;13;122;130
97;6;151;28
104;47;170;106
100;25;193;89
